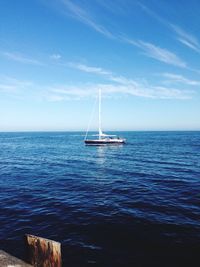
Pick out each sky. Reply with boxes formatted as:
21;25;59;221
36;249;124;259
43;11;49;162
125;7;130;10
0;0;200;131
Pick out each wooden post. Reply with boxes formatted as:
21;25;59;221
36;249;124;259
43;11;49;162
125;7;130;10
25;234;61;267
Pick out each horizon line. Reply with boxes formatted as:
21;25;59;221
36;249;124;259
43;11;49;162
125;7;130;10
0;129;199;133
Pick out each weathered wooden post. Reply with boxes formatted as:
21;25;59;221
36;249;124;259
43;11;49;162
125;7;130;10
25;234;61;267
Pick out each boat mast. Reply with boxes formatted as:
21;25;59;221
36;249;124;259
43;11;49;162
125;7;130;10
99;88;101;139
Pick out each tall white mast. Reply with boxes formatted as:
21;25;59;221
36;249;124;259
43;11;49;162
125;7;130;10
99;88;101;139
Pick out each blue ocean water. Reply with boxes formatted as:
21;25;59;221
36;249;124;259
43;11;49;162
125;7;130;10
0;131;200;267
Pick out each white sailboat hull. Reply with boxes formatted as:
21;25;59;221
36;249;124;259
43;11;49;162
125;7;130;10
85;138;126;145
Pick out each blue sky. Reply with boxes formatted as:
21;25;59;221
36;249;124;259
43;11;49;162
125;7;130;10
0;0;200;131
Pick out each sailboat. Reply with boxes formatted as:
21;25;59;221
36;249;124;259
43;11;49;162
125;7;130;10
84;89;126;145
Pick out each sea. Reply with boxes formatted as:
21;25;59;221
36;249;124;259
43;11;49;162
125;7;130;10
0;131;200;267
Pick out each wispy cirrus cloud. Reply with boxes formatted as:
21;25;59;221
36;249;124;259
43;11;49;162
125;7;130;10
170;24;200;53
46;62;192;101
48;1;188;69
138;3;200;54
124;38;187;68
162;73;200;86
61;0;114;39
0;67;193;101
1;51;44;65
68;62;112;75
68;62;139;85
47;82;192;101
0;76;33;94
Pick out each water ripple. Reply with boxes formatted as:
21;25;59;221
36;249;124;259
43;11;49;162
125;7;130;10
0;131;200;266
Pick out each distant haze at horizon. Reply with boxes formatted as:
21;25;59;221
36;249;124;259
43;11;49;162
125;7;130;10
0;0;199;131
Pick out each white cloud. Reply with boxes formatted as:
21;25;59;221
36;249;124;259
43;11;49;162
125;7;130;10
61;0;114;39
0;76;34;96
68;62;111;75
46;82;192;101
137;3;200;54
50;54;62;60
68;62;141;86
0;76;32;89
50;85;94;98
47;94;67;102
0;71;192;101
48;1;190;70
139;41;187;67
0;83;17;92
68;62;142;88
45;62;192;100
170;24;200;53
162;73;200;86
124;38;187;68
1;52;44;65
